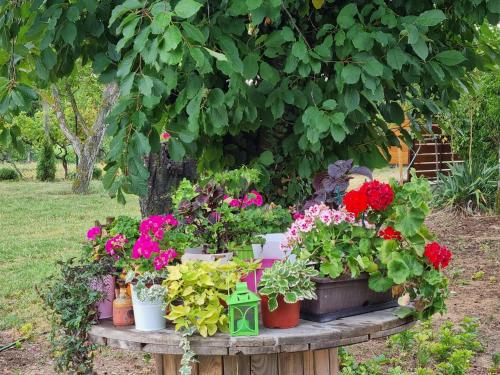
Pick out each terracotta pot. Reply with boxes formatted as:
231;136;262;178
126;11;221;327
261;294;300;329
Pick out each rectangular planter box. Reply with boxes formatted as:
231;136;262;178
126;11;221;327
300;274;397;322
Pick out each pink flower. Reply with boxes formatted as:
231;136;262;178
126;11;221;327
132;234;160;259
293;212;305;220
319;212;333;225
153;248;178;270
161;132;171;141
105;234;129;256
242;190;263;208
139;215;178;240
86;226;101;241
229;198;241;207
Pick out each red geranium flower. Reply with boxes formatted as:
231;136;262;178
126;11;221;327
343;189;368;217
360;180;394;211
379;226;402;241
424;242;452;270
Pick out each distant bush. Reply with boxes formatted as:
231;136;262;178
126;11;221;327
36;140;56;182
433;160;497;212
0;167;19;181
92;167;102;180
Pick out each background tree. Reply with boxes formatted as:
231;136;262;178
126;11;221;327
0;1;498;214
36;138;56;181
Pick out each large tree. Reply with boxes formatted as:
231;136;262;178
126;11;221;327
0;1;498;212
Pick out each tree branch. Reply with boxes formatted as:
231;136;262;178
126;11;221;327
64;83;91;138
50;85;83;157
90;82;120;136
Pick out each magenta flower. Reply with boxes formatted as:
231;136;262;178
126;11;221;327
139;214;178;240
132;234;160;259
153;248;178;270
242;190;264;208
161;132;171;141
86;226;101;241
105;234;128;256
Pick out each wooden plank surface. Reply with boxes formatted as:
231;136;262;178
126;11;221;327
198;356;223;375
223;355;251;375
303;351;314;375
251;353;279;375
329;348;339;375
278;352;304;375
313;349;331;375
90;308;414;355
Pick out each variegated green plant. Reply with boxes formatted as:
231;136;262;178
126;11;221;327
259;258;319;311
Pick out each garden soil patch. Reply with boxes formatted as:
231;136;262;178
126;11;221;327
0;212;498;375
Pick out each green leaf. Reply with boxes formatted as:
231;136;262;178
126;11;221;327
362;57;384;77
174;0;203;19
61;22;77;45
246;0;262;10
243;54;259;79
267;296;278;312
138;75;154;96
134;26;151;52
394;306;415;319
394;206;426;237
387;258;410;284
322;99;337;111
283;291;298;304
298;158;312;178
208;88;224;107
181;22;205;43
66;6;80;22
434;50;466;66
487;0;500;12
259;150;274;166
387;48;408;71
412;37;429;60
416;9;446;27
291;40;308;61
169;139;186;161
330;124;346;143
342;64;361;84
380;102;404;124
163;26;182;51
368;272;393;292
152;13;172;34
344;87;360;113
352;32;373;51
260;62;279;87
204;48;227;61
337;3;358;29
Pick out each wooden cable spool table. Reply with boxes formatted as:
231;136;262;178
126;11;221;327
90;307;415;375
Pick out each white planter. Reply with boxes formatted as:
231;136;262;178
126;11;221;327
131;285;166;331
181;252;233;264
252;233;288;259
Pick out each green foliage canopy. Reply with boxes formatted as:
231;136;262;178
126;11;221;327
0;0;499;203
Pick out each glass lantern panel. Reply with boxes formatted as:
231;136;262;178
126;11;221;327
232;303;257;335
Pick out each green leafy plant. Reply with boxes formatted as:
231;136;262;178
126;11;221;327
340;317;483;375
259;258;319;311
0;167;19;180
36;139;56;182
43;256;115;374
433;160;497;212
92;167;102;180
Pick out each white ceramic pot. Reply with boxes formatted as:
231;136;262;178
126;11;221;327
252;233;288;259
131;285;166;331
181;252;233;264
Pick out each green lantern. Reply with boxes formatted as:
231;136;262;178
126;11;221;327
227;282;260;336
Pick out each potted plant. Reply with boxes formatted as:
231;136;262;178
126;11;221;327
126;270;169;331
284;170;451;322
258;258;318;329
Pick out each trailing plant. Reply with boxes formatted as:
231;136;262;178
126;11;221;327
339;317;483;375
305;159;372;209
433;160;497;212
36;139;56;182
284;173;451;319
0;167;19;180
43;256;114;375
259;258;319;311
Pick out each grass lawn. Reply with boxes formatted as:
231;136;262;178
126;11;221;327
0;163;140;331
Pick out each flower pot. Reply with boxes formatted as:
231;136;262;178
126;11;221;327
261;294;300;329
131;285;166;331
181;251;233;264
90;275;115;319
300;274;397;323
242;258;279;293
252;233;287;259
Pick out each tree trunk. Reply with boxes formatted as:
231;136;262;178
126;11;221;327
140;144;197;217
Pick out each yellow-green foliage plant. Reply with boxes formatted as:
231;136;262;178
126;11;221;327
164;260;258;337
